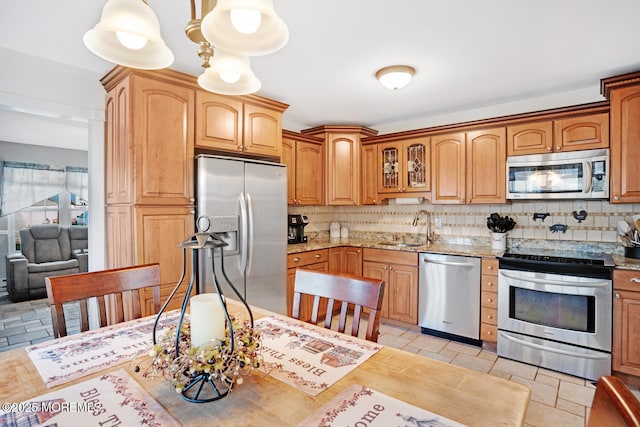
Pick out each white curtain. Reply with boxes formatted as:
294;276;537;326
0;161;66;216
0;162;89;216
65;166;89;202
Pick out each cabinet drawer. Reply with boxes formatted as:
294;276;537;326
481;274;498;291
287;249;329;268
613;269;640;292
481;291;498;309
482;259;498;276
481;323;498;342
363;248;418;266
481;307;497;325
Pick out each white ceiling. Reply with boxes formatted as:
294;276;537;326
2;0;640;133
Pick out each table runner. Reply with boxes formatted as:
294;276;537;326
0;369;179;426
255;316;382;396
298;384;468;427
27;311;182;387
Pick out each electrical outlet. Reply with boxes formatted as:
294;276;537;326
435;217;442;229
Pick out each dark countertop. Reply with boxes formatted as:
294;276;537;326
288;238;640;270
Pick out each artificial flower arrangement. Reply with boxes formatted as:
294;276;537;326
144;315;262;394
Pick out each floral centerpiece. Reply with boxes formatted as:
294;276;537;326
144;315;262;397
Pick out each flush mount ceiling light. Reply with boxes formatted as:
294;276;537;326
84;0;288;95
375;65;416;90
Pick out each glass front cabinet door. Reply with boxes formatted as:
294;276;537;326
378;137;430;196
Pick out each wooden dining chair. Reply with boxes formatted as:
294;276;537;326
45;263;161;338
588;376;640;427
292;268;385;342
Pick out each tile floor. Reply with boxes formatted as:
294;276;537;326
1;285;639;427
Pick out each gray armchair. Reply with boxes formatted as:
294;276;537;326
5;224;88;302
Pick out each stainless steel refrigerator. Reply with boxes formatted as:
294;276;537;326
196;154;287;314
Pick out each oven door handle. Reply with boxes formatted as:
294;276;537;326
499;270;610;288
499;331;610;360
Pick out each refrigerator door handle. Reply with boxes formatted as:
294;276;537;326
246;192;255;275
239;192;248;273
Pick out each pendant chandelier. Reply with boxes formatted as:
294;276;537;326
84;0;289;95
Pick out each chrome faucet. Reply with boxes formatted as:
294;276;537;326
412;210;434;243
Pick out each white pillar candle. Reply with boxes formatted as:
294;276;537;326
189;293;226;348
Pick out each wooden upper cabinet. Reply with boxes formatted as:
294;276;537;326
607;82;640;203
553;112;609;152
361;143;379;205
302;126;378;206
105;79;132;205
329;134;359;205
195;91;242;151
103;70;195;206
133;76;195;205
282;136;296;205
508;113;608;156
466;127;506;204
432;132;466;204
195;91;287;158
282;130;324;206
507;121;553;156
244;102;282;158
377;137;430;198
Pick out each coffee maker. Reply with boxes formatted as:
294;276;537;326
288;214;309;244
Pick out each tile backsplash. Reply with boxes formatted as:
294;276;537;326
289;199;640;255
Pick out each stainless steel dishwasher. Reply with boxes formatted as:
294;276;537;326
419;253;481;345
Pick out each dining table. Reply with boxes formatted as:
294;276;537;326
0;300;530;426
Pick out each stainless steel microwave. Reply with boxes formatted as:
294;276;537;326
506;148;609;200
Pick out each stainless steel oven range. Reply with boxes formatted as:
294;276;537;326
497;250;614;381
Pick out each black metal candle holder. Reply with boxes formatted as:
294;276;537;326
152;227;254;403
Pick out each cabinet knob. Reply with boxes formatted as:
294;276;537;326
487;281;494;287
190;210;195;214
373;199;377;203
546;147;552;151
190;198;195;202
487;298;493;303
488;265;493;270
615;293;621;299
487;314;493;319
556;146;561;151
293;257;300;262
357;249;361;253
486;330;493;335
614;196;619;201
315;254;321;259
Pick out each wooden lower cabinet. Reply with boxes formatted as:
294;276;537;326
328;246;363;275
286;249;329;320
362;249;418;324
106;205;195;316
613;269;640;376
480;259;499;343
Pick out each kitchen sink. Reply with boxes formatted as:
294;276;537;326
377;241;424;247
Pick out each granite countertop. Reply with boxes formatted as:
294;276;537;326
288;238;640;270
287;237;503;258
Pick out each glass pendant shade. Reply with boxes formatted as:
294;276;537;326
83;0;174;70
376;65;416;90
197;51;261;95
201;0;289;56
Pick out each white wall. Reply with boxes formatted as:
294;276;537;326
0;47;107;270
